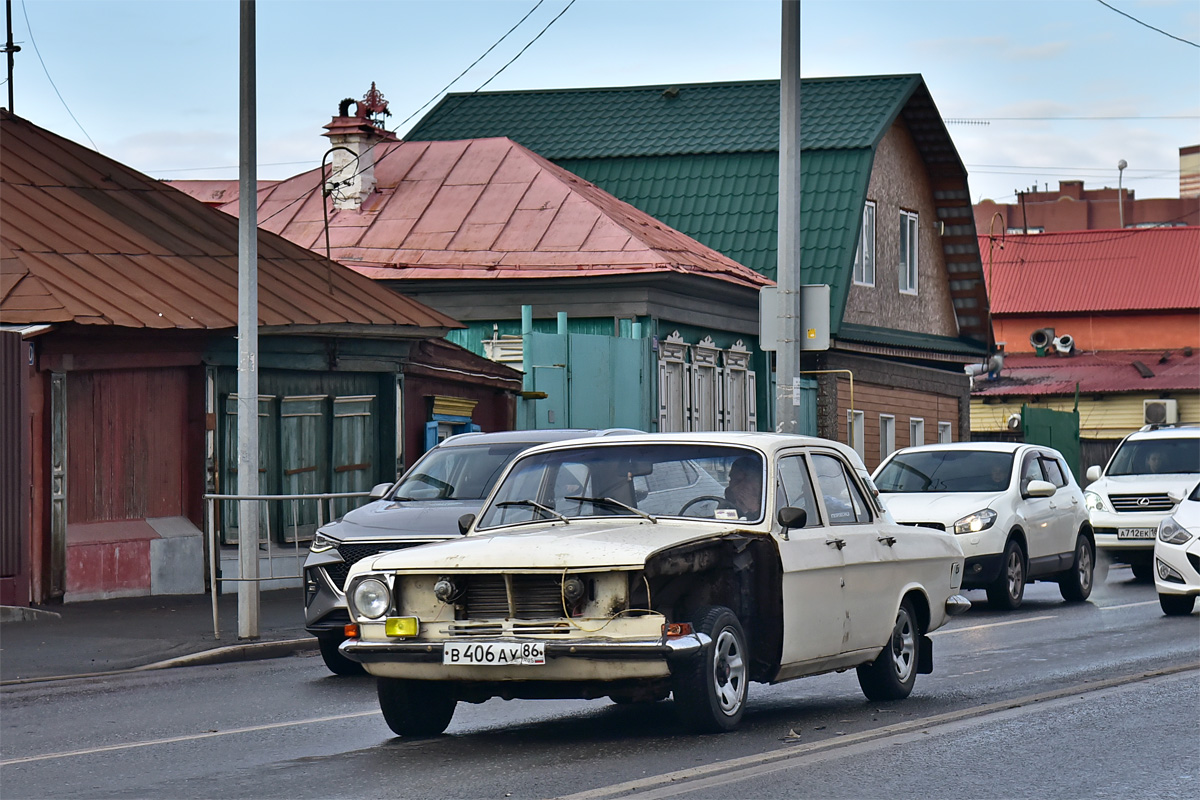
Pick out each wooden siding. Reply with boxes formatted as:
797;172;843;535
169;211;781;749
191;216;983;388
971;393;1200;440
67;368;191;523
837;378;960;471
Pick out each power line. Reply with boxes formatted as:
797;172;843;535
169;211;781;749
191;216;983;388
19;0;97;151
1094;0;1200;48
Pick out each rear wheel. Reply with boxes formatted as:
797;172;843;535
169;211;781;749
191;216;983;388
856;597;919;701
1159;593;1197;616
1130;561;1154;582
1058;535;1095;602
987;539;1026;610
317;634;365;676
671;606;748;733
377;678;456;737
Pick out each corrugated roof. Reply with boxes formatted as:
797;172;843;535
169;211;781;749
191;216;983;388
403;76;988;343
0;110;459;332
980;227;1200;314
219;137;771;290
971;349;1200;397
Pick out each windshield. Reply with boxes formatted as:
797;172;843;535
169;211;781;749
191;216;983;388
1106;438;1200;477
476;444;763;529
875;450;1015;493
391;442;535;501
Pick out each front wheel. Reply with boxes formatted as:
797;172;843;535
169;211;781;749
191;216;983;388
1130;561;1154;582
856;597;919;701
377;678;456;737
671;606;749;733
1159;593;1197;616
987;539;1026;610
1058;535;1095;602
317;634;366;676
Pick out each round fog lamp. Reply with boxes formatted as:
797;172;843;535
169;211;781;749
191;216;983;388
352;578;391;619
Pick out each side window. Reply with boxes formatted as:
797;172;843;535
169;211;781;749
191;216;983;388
1020;453;1044;486
812;453;871;525
1041;457;1067;488
776;455;821;526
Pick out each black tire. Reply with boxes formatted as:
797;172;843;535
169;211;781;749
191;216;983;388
1159;593;1197;616
1130;561;1154;582
986;539;1026;610
670;606;749;733
856;597;920;702
1058;535;1095;602
317;634;366;676
377;678;456;737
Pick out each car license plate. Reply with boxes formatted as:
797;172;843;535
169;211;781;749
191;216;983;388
1116;528;1156;540
443;641;545;666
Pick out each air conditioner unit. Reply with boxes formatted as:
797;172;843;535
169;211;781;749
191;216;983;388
1143;399;1178;426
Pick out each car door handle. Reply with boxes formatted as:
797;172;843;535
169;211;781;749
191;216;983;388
877;535;896;546
825;537;846;550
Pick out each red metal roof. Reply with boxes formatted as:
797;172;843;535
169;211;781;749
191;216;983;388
0;110;460;332
972;349;1200;397
205;137;772;291
979;227;1199;314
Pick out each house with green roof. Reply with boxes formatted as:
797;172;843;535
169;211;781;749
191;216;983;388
407;74;991;467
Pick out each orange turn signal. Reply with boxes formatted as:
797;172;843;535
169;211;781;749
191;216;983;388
663;622;694;638
343;623;358;638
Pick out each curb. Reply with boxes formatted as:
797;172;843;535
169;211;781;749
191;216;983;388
0;606;62;623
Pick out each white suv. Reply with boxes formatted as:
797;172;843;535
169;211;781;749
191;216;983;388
873;442;1094;610
1085;425;1200;581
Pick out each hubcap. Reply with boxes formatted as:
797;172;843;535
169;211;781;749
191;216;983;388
890;607;916;682
712;628;746;714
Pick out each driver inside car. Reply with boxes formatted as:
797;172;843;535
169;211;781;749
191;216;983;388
722;457;763;520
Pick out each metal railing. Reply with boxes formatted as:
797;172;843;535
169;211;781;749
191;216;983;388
203;491;371;639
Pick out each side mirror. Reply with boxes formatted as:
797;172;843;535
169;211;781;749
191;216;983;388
457;513;475;535
1086;465;1101;482
369;482;392;500
777;506;807;529
1025;479;1056;498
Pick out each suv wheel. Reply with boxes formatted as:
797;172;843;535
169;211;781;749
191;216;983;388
1130;561;1154;582
987;539;1026;610
671;605;748;733
1058;534;1095;602
317;633;366;676
1158;593;1197;616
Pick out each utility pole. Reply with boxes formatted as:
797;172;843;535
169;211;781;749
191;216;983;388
4;0;20;112
237;0;260;639
775;0;802;433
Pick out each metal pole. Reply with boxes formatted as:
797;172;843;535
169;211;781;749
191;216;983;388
4;0;20;112
1117;159;1127;229
236;0;260;639
775;0;802;434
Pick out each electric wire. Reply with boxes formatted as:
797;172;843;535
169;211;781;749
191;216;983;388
1094;0;1200;48
19;0;97;151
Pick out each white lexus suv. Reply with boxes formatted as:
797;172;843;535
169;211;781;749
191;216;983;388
1084;424;1200;581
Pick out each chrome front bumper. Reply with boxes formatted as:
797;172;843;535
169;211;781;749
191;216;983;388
340;633;711;664
945;594;972;616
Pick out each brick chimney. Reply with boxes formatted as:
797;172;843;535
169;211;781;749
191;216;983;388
322;83;398;211
1181;144;1200;199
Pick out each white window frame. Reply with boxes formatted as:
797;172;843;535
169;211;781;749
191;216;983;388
937;421;953;443
853;201;876;286
848;409;865;460
909;417;925;447
899;210;919;295
880;414;896;461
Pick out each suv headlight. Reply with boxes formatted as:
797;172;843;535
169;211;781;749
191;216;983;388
953;508;997;534
1084;491;1109;513
1158;516;1194;546
350;577;392;619
309;530;338;553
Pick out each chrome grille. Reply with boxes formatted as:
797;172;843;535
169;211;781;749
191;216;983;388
463;574;565;619
1110;494;1176;513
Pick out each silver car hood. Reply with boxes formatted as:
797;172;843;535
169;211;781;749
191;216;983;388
319;498;481;542
359;520;754;572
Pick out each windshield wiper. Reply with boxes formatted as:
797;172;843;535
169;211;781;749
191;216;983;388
495;499;570;523
566;496;657;523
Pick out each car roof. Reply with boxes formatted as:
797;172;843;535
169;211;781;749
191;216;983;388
886;441;1028;456
435;428;641;448
509;431;866;463
1124;425;1200;442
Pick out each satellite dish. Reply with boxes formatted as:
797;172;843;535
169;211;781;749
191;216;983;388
1007;413;1022;431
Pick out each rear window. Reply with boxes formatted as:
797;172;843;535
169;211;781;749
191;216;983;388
1107;438;1200;477
875;450;1014;493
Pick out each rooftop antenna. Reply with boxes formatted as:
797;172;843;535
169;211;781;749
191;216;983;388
1117;159;1128;228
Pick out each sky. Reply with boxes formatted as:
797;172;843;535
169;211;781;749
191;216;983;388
5;0;1199;205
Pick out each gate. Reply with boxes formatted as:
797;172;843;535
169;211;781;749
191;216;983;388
1022;405;1082;480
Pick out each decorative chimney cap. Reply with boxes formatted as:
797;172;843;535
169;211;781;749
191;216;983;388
323;82;398;141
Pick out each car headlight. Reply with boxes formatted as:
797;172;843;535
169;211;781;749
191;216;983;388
309;530;337;553
1158;516;1194;546
1084;491;1109;513
351;578;392;619
953;508;997;534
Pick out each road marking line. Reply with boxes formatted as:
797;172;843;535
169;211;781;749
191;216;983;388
1099;600;1158;610
929;614;1055;635
0;710;379;766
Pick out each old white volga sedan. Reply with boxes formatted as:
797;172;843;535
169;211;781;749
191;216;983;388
340;433;969;735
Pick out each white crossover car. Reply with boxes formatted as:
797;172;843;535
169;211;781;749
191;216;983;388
340;433;969;736
1085;425;1200;581
1154;482;1200;616
873;442;1094;610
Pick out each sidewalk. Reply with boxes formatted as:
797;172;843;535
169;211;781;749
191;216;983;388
0;589;317;684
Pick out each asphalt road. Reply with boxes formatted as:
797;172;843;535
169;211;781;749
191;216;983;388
1;569;1196;800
